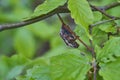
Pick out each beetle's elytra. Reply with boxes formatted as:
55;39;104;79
57;14;79;48
60;24;79;48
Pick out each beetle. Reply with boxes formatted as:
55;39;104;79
60;24;79;48
57;14;79;48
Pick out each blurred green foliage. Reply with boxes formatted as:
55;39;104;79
0;0;120;80
0;0;66;79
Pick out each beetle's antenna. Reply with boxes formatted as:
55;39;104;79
57;14;65;24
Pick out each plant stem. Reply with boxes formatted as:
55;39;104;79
90;18;120;27
89;25;97;80
57;14;65;24
90;5;116;19
93;59;97;80
104;2;120;10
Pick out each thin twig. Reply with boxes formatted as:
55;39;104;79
89;32;97;80
89;25;96;58
93;59;97;80
89;40;95;57
104;2;120;10
89;21;97;80
57;14;65;24
90;18;120;27
90;5;115;19
89;39;97;80
91;2;120;11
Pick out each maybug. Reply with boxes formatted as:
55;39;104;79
57;14;79;48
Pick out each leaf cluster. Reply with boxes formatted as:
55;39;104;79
0;0;120;80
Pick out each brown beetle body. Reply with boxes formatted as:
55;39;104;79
60;24;79;48
57;14;79;48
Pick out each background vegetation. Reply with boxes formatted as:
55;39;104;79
0;0;120;80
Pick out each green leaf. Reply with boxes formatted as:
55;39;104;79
30;0;67;18
50;50;91;80
14;28;36;58
74;25;90;43
0;55;30;80
6;66;25;80
99;57;120;80
94;45;101;55
97;37;120;62
2;54;30;68
16;58;51;80
17;49;91;80
92;27;108;46
25;65;50;80
93;11;102;22
99;23;116;33
0;56;9;80
74;25;91;51
44;46;67;58
68;0;94;39
50;36;64;49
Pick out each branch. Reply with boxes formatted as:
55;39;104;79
90;18;120;27
90;5;115;19
90;2;120;19
93;59;97;80
104;2;120;10
89;24;97;80
91;2;120;11
0;2;120;31
0;6;69;31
